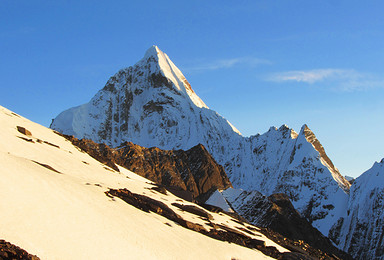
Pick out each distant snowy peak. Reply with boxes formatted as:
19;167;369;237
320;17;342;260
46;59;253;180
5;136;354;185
300;124;350;192
247;123;350;193
263;124;298;139
351;158;384;193
101;45;208;111
137;45;208;109
51;45;241;148
330;158;384;259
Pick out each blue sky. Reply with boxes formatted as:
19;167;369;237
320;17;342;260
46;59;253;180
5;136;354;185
1;0;383;178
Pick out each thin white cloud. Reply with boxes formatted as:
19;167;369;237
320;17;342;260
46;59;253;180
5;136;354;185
187;57;271;71
267;69;360;84
266;68;384;91
338;78;384;92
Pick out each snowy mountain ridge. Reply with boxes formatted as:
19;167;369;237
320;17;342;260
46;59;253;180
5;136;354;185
329;159;384;259
207;159;384;259
50;46;350;237
136;45;208;109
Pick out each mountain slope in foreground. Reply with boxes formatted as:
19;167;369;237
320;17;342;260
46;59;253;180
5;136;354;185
0;105;292;259
50;46;350;236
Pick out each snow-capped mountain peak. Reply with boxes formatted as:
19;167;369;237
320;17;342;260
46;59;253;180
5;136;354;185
51;45;350;237
51;45;240;148
277;124;298;139
137;45;207;109
143;45;160;57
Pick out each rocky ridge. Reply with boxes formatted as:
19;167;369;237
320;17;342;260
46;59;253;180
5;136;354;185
0;240;40;260
61;134;232;202
107;187;347;260
206;189;352;259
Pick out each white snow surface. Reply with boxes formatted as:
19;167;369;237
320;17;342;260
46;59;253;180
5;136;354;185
0;105;288;259
50;46;350;237
141;46;208;109
329;159;384;259
205;190;234;213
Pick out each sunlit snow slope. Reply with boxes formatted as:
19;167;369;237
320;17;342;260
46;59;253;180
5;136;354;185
0;105;286;260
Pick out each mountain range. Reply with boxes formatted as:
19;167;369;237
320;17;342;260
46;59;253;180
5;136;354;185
2;104;353;259
46;45;384;259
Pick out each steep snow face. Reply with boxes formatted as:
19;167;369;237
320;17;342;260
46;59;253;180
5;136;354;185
139;46;208;109
0;105;283;260
329;159;384;259
234;125;349;235
51;46;349;236
51;45;241;151
205;190;234;213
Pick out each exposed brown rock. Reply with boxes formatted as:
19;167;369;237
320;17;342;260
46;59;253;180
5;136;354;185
0;239;40;260
106;188;300;259
199;203;224;213
32;160;62;174
164;186;193;202
302;125;350;192
42;140;60;149
61;134;232;202
16;126;32;136
17;136;34;143
259;227;349;260
230;192;352;260
171;203;213;220
150;185;168;195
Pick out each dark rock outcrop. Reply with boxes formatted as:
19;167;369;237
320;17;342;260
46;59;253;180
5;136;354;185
0;239;40;260
106;188;310;260
32;160;62;174
225;191;352;259
62;134;232;202
171;203;213;220
16;126;32;136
